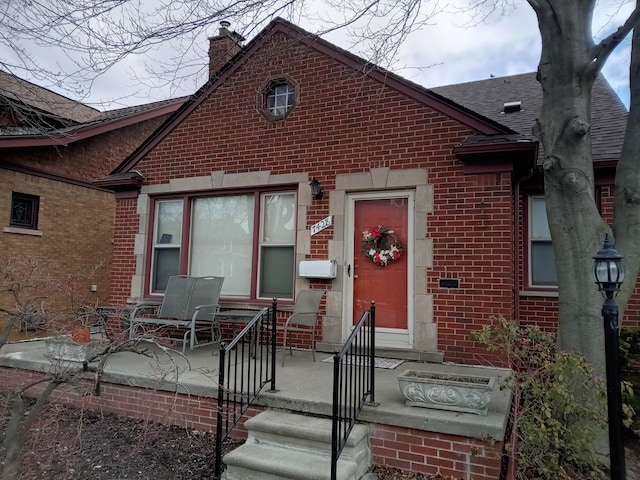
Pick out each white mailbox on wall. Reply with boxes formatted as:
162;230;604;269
298;260;337;279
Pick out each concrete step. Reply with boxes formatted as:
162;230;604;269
223;409;371;480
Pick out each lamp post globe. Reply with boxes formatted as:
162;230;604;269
593;233;625;296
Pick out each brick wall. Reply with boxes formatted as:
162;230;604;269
1;113;174;319
0;366;253;435
429;171;514;364
370;424;503;480
111;198;138;303
0;170;114;310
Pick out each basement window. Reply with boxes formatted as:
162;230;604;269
10;192;39;230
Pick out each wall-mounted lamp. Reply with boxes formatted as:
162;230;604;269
309;178;324;200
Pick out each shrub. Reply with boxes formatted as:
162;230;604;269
471;317;606;480
621;327;640;430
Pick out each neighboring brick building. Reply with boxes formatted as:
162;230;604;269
100;18;636;364
0;71;183;316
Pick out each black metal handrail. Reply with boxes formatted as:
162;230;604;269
330;301;376;480
214;299;277;480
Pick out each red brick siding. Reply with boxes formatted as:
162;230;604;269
110;198;139;304
430;171;514;364
370;424;503;480
601;186;640;328
0;366;252;435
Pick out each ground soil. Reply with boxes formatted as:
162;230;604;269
0;395;638;479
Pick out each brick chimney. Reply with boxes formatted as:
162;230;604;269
208;21;245;79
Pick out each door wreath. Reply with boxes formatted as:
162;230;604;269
362;225;403;266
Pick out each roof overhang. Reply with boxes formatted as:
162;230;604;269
92;171;145;197
0;101;182;148
454;139;539;175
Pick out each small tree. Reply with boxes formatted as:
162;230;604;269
0;256;189;480
472;317;607;479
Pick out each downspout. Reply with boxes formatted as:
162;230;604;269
514;167;534;323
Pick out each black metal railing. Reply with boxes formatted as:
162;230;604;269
330;301;376;480
214;299;278;480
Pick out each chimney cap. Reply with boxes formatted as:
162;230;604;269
220;20;231;29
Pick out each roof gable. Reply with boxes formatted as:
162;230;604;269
114;18;512;174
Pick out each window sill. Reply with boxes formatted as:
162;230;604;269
3;226;42;236
221;300;294;312
519;289;559;298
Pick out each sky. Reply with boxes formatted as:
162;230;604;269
12;1;635;110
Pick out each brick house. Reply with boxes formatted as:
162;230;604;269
0;70;183;315
100;18;637;364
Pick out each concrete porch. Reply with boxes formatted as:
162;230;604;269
0;337;512;479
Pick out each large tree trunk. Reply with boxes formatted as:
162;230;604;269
614;4;640;312
530;0;608;371
528;0;640;458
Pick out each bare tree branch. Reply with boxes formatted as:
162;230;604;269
590;3;640;75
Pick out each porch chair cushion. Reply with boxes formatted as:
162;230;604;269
281;289;325;366
128;275;224;354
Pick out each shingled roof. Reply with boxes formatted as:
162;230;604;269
0;70;185;147
0;70;101;124
432;72;627;163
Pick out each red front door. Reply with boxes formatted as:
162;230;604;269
352;197;408;332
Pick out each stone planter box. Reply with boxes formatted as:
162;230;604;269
45;336;109;363
397;370;495;415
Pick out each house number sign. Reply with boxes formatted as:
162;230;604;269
310;216;332;236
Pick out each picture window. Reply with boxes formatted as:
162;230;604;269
149;189;296;300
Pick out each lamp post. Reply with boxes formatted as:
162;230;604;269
593;233;626;480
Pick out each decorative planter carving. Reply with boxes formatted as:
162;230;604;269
45;336;108;363
397;370;495;415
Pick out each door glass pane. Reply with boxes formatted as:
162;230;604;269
153;248;180;292
262;193;295;243
531;241;557;285
260;246;294;298
190;195;254;297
